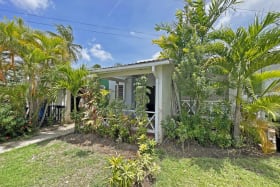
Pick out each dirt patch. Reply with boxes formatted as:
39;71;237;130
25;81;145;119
59;133;138;159
157;140;274;158
59;133;280;159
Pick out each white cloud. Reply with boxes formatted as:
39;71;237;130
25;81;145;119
241;0;280;12
130;31;136;36
214;14;231;29
80;48;91;62
10;0;53;12
152;51;161;59
0;0;5;4
214;0;280;29
90;44;113;61
129;31;141;38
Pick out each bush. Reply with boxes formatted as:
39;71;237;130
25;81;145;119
107;135;160;187
162;102;233;149
0;104;30;141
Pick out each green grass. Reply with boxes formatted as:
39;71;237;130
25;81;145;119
0;140;109;187
155;156;280;187
0;140;279;187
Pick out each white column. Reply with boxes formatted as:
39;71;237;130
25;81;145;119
154;65;173;143
154;74;160;142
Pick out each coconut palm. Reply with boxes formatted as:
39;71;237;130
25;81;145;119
49;25;82;62
207;12;280;141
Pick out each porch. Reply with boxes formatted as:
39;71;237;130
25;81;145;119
90;59;174;143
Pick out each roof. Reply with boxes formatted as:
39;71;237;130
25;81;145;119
90;58;173;78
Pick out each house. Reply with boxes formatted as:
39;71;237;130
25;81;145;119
90;58;176;143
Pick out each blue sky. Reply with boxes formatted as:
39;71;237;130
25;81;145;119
0;0;279;68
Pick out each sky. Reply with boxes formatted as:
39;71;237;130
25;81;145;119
0;0;280;68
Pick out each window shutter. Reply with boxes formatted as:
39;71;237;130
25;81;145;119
115;84;124;100
118;85;124;100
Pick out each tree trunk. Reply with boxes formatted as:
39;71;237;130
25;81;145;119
64;90;72;123
233;86;242;142
38;103;48;128
172;80;181;115
73;95;77;121
73;95;78;132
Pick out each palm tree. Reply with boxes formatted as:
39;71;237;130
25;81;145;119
55;64;88;123
49;25;82;62
207;12;280;141
0;18;27;83
153;0;239;114
16;21;71;126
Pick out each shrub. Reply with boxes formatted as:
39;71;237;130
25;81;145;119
162;101;233;149
107;135;160;187
0;104;30;141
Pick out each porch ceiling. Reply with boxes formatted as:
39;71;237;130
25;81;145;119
90;58;171;78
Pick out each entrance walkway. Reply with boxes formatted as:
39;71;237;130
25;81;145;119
0;124;75;154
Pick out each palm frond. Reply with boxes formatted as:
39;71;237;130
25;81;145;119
261;79;280;97
243;95;280;120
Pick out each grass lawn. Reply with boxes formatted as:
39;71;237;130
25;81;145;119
0;140;110;187
155;156;280;187
0;138;280;187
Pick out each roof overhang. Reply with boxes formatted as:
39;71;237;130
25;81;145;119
90;58;172;78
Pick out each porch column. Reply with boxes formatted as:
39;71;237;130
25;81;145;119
125;77;133;108
154;65;173;143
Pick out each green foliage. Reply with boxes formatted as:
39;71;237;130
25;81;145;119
0;104;31;141
138;134;157;155
207;11;280;140
79;75;110;134
108;156;135;187
154;0;238;116
162;117;179;140
241;122;260;145
163;102;233;149
1;18;82;127
107;135;160;186
208;102;232;148
104;101;133;142
56;64;88;106
134;75;150;125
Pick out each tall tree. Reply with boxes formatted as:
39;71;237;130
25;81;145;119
0;18;80;127
0;18;27;84
207;12;280;141
49;25;82;62
153;0;239;114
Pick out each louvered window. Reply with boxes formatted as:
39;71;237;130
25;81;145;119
115;84;124;100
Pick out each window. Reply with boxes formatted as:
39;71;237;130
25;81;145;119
115;84;124;100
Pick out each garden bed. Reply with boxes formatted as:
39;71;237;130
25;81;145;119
60;133;279;159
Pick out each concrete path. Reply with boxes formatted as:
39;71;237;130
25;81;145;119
0;124;75;154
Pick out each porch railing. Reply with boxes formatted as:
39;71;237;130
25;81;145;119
100;110;156;134
181;100;225;115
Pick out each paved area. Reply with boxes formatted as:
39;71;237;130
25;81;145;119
0;124;75;154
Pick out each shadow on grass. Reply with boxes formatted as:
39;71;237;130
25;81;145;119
188;156;280;184
75;150;91;157
231;157;280;183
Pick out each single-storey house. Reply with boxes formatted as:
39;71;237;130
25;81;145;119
89;58;176;143
59;59;279;148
